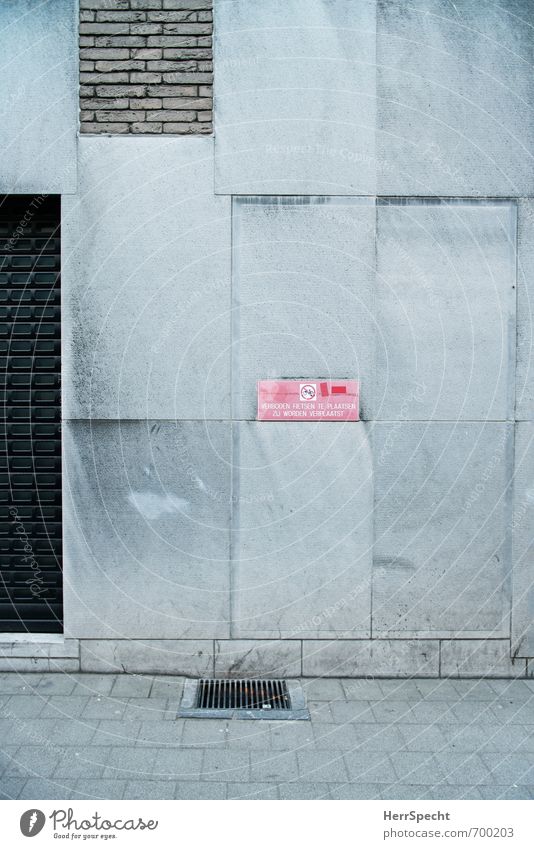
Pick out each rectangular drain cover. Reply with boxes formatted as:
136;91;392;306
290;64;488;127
178;678;309;720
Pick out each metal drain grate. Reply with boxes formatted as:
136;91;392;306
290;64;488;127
178;678;309;720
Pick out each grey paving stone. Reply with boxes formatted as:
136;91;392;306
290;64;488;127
427;785;484;800
329;783;383;800
297;750;349;782
41;696;90;719
20;777;78;800
478;785;533;800
370;701;416;724
203;749;250;782
174;781;226;800
0;673;532;801
434;752;492;785
477;726;534;753
249;750;299;782
103;747;159;779
344;752;396;784
136;720;183;747
4;695;46;718
43;719;96;747
451;680;502;701
81;697;128;720
341;680;384;700
30;674;78;696
0;746;23;776
70;674;116;696
149;677;185;700
415;680;465;701
480;752;534;786
150;748;203;781
409;701;459;724
225;722;273;750
0;674;43;694
306;702;335;722
451;701;500;724
54;746;111;778
397;724;449;752
75;779;127;799
382;784;482;800
351;725;404;755
390;752;444;784
0;777;27;799
490;680;534;700
228;782;279;800
440;723;506;753
329;701;375;724
378;680;425;701
490;701;534;725
0;720;45;746
269;721;314;750
125;780;177;799
278;782;331;800
92;720;141;747
110;676;153;698
181;719;228;747
301;680;346;701
122;698;172;721
4;745;62;778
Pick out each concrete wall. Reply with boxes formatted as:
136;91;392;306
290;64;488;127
0;0;78;193
2;0;534;677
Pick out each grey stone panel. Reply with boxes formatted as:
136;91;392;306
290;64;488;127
63;421;231;639
516;200;534;420
233;198;375;419
0;0;77;194
214;0;376;195
372;422;512;638
214;640;302;677
232;422;373;638
62;137;231;420
374;201;516;421
377;0;534;196
302;639;439;677
511;422;534;656
80;641;214;676
440;640;525;678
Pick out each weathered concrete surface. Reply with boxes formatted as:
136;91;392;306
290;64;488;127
0;0;77;193
372;422;512;638
233;197;375;419
62;137;231;420
377;0;534;196
63;421;231;640
374;201;516;421
214;0;376;194
302;639;439;677
214;640;302;678
80;641;215;676
440;640;526;678
232;422;373;638
516;200;534;420
512;422;534;657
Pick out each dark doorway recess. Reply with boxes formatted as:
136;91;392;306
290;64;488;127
0;195;62;633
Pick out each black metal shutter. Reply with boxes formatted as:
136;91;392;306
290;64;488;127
0;196;62;632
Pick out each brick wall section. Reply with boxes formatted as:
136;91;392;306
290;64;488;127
79;0;213;134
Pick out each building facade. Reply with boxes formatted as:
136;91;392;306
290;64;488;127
0;0;533;678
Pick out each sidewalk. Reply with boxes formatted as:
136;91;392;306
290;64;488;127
0;674;532;800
